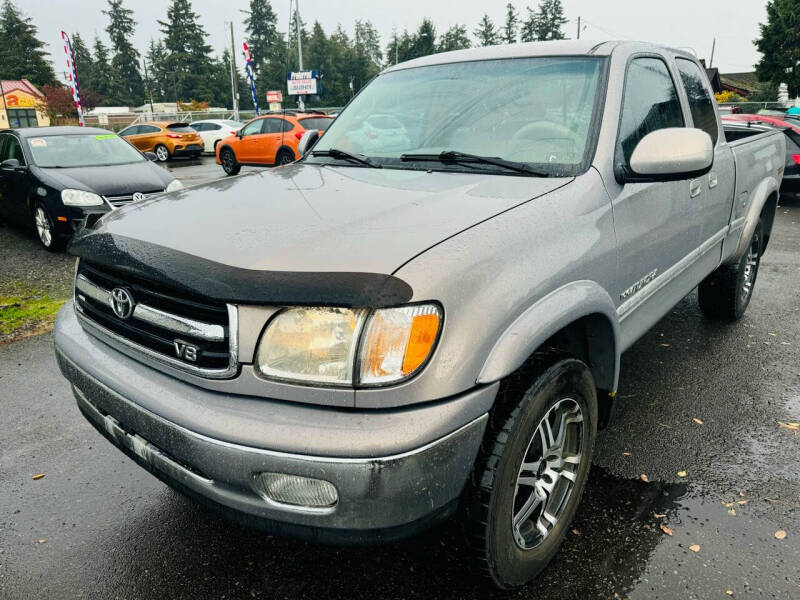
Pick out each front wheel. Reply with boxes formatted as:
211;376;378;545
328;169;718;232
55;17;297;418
154;144;170;162
698;220;763;320
33;203;63;252
220;148;241;176
468;357;597;589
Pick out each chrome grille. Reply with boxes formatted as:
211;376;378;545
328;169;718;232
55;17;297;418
104;189;164;207
74;262;237;378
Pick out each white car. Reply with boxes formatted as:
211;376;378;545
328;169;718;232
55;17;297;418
189;119;242;154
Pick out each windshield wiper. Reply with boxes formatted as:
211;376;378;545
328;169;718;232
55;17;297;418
400;150;548;177
311;148;382;168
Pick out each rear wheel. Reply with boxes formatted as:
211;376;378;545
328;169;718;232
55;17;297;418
275;148;295;166
220;148;241;176
698;220;763;320
468;357;597;589
33;203;63;252
154;144;170;162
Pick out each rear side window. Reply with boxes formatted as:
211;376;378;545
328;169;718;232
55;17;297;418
617;57;685;165
299;117;333;131
676;58;719;145
261;119;292;134
138;125;160;134
166;123;195;133
191;123;207;132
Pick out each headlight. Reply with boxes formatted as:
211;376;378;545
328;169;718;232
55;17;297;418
254;304;442;386
61;189;104;206
165;179;184;193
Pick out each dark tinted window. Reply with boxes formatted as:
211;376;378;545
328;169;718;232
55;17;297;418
299;117;333;131
261;118;285;134
206;123;221;131
139;125;160;134
166;123;195;133
190;123;207;132
2;135;25;164
676;59;718;145
119;126;139;136
617;57;685;164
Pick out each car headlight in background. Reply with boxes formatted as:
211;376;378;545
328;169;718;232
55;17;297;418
255;303;442;386
61;189;104;206
165;179;184;193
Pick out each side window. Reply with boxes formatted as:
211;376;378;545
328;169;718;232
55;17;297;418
0;134;8;160
279;119;294;133
676;58;719;145
4;136;25;164
120;126;139;136
241;119;263;136
139;125;160;134
191;123;206;132
617;57;685;165
261;119;283;134
207;123;221;131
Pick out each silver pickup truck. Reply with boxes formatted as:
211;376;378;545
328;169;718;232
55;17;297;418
54;40;785;588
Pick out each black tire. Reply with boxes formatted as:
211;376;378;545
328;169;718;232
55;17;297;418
32;202;64;252
220;147;240;176
698;220;763;320
154;144;170;162
275;148;295;166
468;357;598;589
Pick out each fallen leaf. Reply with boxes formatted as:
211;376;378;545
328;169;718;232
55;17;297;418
571;529;580;535
640;474;649;482
728;508;736;516
653;512;666;518
660;524;674;536
693;418;704;425
689;544;700;553
737;499;748;505
779;422;799;431
726;591;734;597
738;491;745;497
781;341;791;346
775;530;787;540
622;451;631;456
31;474;44;480
37;539;46;544
659;343;670;347
677;470;687;478
768;332;777;336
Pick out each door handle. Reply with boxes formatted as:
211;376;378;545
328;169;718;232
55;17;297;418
689;179;702;198
708;172;718;188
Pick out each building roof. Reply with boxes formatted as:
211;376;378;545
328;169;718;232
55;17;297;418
720;72;762;95
0;79;45;98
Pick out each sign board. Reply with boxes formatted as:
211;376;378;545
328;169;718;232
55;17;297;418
287;70;320;96
266;90;283;103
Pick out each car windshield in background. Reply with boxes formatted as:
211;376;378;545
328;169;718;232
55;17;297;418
166;123;195;133
310;57;605;175
299;117;333;131
221;120;242;128
28;134;145;168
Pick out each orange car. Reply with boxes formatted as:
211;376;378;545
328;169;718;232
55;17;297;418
118;121;204;162
216;112;333;175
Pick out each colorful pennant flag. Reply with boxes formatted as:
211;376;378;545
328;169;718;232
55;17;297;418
61;31;85;126
243;42;259;116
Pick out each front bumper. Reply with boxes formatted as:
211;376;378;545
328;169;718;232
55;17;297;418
54;302;493;542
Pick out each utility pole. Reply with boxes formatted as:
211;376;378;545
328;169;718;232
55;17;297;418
577;16;581;40
709;37;716;69
394;28;398;64
296;0;305;110
229;21;240;120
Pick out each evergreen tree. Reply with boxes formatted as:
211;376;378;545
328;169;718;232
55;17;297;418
525;0;568;42
69;33;95;97
503;3;519;44
90;36;113;103
243;0;284;96
0;0;57;87
103;0;143;105
385;29;414;66
408;18;436;59
158;0;213;103
755;0;800;96
437;25;471;53
474;14;500;47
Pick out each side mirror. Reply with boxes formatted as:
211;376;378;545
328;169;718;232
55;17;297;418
298;129;320;157
1;158;21;171
236;129;243;138
624;128;713;182
144;152;158;162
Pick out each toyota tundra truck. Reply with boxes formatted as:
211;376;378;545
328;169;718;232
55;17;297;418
54;41;785;589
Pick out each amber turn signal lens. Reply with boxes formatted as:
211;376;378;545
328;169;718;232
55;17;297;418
402;314;440;375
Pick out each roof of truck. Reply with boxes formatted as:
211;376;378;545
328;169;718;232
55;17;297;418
383;40;694;73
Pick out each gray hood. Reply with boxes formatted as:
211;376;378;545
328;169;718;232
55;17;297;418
86;162;571;275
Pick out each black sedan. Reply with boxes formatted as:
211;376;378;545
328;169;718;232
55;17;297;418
0;126;182;251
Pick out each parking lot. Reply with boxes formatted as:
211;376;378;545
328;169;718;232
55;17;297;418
0;155;799;598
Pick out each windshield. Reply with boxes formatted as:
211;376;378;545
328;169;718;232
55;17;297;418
311;57;605;175
28;134;145;168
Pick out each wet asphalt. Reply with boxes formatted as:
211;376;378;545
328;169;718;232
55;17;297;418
1;162;799;599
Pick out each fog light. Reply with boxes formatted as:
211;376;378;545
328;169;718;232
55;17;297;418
254;472;338;508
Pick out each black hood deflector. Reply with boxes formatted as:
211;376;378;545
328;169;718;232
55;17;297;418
68;231;413;308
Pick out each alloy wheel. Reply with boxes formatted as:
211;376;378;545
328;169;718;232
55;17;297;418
34;207;53;248
511;398;584;550
156;146;169;162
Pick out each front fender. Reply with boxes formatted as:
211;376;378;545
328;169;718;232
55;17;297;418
477;280;620;391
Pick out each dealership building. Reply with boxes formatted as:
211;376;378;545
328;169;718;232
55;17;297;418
0;79;50;128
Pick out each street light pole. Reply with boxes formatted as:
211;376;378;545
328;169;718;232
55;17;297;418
296;0;304;110
229;21;240;121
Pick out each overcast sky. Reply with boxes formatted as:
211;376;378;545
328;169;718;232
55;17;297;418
26;0;766;81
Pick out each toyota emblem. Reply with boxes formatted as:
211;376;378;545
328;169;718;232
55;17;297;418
111;287;135;320
132;192;145;202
